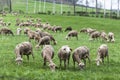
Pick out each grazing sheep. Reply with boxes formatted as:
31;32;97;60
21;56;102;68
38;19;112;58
36;31;57;45
36;36;51;48
80;28;87;33
54;26;62;32
15;42;34;65
58;45;72;69
16;28;22;35
24;28;40;42
41;45;56;71
66;30;78;40
0;27;14;36
65;26;72;32
86;28;96;35
96;44;109;66
89;31;101;41
107;32;115;42
100;31;108;42
72;46;90;69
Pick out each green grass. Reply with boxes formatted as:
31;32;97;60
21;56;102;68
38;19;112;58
0;13;120;80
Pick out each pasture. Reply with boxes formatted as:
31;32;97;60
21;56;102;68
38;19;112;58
0;13;120;80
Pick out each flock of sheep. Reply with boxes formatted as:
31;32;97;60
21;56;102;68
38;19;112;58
0;14;115;71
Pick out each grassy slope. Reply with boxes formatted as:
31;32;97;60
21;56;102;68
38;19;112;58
0;14;120;80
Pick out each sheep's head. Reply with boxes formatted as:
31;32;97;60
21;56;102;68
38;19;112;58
49;63;56;71
78;62;85;70
15;57;23;65
96;58;102;66
111;39;115;43
62;46;72;54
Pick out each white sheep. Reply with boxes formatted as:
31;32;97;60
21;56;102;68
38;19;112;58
100;31;108;42
41;45;56;71
15;42;34;65
58;45;72;69
72;46;90;69
107;32;115;42
66;30;78;40
96;44;109;66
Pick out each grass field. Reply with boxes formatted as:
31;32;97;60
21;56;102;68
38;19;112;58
0;13;120;80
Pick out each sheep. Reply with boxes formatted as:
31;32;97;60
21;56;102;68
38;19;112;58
36;31;57;45
96;44;109;66
16;28;22;35
15;42;34;65
86;28;96;35
66;30;78;40
65;26;72;32
24;28;40;42
41;45;56;71
36;36;51;49
0;27;14;36
58;45;72;69
100;31;108;42
89;31;101;41
72;46;90;69
107;32;115;42
80;28;87;33
53;26;62;32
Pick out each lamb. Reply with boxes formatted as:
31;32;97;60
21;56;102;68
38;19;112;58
41;45;56;71
16;28;22;35
36;31;57;45
0;27;14;36
86;28;96;35
58;45;72;69
36;36;51;49
66;30;78;40
65;26;72;32
80;28;87;33
15;42;34;65
107;32;115;42
24;28;40;42
53;26;62;32
96;44;109;66
72;46;90;69
100;31;108;42
89;31;101;41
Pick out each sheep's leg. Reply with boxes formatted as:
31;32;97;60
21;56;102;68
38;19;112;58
32;53;34;60
68;58;70;68
64;60;66;69
59;59;62;69
102;58;104;64
73;61;75;69
76;36;78;40
83;59;86;67
44;58;46;66
27;55;29;61
88;57;91;64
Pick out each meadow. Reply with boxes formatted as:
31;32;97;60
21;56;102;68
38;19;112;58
0;13;120;80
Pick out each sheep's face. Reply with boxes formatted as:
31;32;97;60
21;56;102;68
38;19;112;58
62;46;72;54
15;57;23;65
111;39;115;42
96;58;102;66
49;63;56;71
78;62;85;69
